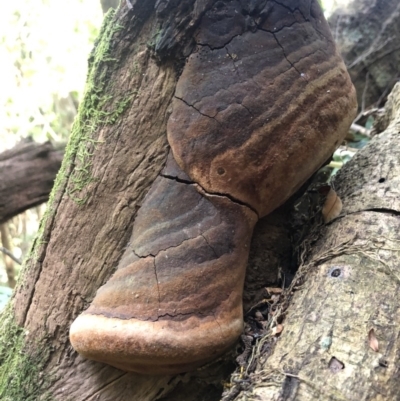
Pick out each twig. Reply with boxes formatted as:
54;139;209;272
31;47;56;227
350;123;372;138
348;36;395;70
354;72;370;123
0;247;22;265
328;161;343;169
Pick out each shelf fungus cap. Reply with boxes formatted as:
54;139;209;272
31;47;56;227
70;176;257;375
168;0;358;217
70;307;242;375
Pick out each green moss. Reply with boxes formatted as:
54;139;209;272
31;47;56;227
0;307;52;401
65;10;127;203
50;10;133;204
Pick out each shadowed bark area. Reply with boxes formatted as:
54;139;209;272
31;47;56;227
0;139;63;224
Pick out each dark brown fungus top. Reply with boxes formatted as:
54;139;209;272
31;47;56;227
168;0;357;216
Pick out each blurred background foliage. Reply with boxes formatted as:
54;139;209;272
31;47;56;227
321;0;350;16
0;0;103;148
0;0;104;301
0;0;354;307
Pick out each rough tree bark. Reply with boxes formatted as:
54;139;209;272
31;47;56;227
329;0;400;112
0;1;358;400
0;139;63;224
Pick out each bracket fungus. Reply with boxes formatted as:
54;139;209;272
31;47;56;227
70;0;357;375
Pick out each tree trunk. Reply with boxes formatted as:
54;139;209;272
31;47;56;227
224;84;400;401
0;139;63;224
329;0;400;112
0;2;357;400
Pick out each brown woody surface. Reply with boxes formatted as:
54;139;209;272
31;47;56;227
0;139;63;224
